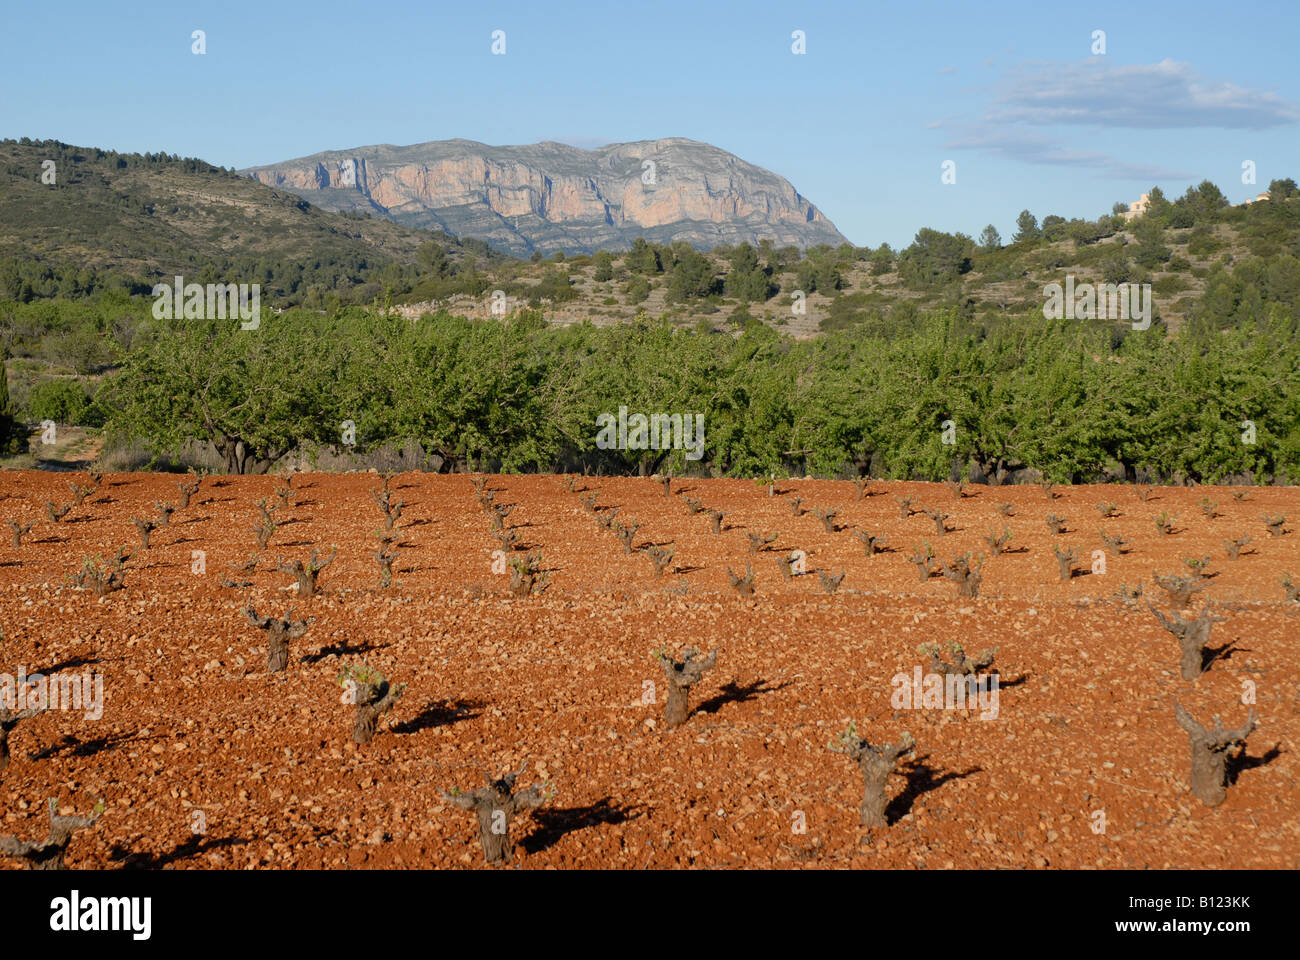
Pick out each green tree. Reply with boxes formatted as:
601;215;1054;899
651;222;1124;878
978;225;1002;250
665;249;718;302
624;275;650;304
1267;178;1298;199
625;238;662;275
1012;210;1038;244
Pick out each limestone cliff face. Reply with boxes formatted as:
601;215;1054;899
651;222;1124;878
241;138;847;255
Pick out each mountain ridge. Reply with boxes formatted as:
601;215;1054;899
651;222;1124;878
241;137;848;256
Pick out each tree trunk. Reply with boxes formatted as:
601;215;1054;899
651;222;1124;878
664;684;690;729
858;759;893;827
1179;641;1202;681
476;803;512;864
266;629;289;672
1188;744;1229;806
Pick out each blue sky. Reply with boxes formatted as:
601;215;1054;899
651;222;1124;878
2;0;1297;249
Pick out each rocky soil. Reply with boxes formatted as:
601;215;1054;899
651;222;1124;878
0;472;1295;869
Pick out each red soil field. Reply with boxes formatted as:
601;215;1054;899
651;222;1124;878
0;470;1296;869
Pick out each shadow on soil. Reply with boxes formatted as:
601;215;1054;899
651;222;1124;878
695;678;791;717
521;798;645;855
885;756;982;825
391;698;484;735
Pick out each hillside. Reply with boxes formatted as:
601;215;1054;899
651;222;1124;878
0;138;504;305
241;137;848;256
0;139;1296;344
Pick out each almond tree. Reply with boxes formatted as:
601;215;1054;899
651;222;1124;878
440;762;551;865
655;647;717;729
828;723;914;828
1149;602;1228;680
340;665;406;743
0;798;103;870
245;606;313;672
1173;701;1255;806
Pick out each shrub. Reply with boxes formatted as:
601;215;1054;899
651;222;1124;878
27;379;93;426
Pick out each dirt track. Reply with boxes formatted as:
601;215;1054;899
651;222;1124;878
0;471;1296;869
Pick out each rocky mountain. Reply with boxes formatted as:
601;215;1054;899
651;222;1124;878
241;138;848;256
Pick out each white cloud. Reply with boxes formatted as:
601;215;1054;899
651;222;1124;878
992;58;1300;130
